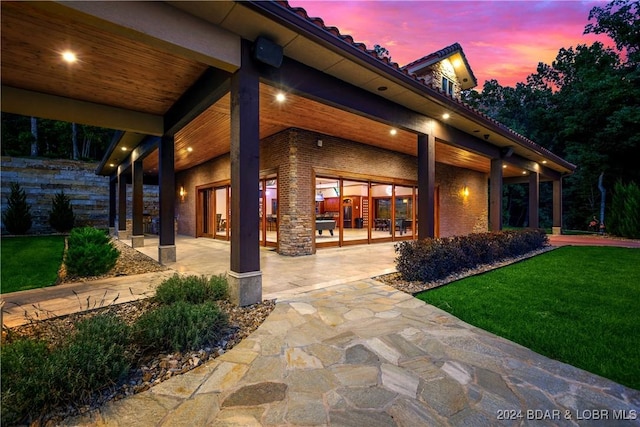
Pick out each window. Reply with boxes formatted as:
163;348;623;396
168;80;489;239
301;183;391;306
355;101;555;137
442;77;454;96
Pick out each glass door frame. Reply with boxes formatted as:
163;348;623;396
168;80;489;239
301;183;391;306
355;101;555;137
195;179;231;241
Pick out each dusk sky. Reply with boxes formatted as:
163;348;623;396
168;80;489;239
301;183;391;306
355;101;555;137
289;1;614;87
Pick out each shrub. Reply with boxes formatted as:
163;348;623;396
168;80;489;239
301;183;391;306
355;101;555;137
49;191;75;232
608;180;640;239
65;227;119;277
134;301;228;353
154;273;229;305
2;182;32;234
0;315;131;425
395;229;548;283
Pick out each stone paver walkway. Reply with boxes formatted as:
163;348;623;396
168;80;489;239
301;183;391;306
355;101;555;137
64;279;640;427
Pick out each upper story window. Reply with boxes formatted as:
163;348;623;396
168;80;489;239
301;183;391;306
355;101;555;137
442;77;454;96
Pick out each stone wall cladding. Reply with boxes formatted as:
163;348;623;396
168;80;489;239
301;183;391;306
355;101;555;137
1;156;159;234
2;157;99;233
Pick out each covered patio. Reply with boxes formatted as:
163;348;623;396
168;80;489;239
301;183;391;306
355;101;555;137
1;1;575;305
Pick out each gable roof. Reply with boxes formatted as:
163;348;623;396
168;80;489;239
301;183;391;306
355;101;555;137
402;43;478;90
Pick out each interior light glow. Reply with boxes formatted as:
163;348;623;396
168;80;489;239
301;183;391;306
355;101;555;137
442;113;450;120
275;93;286;102
389;128;397;136
62;50;77;63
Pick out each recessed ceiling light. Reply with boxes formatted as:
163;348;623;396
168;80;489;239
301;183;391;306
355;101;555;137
377;86;388;92
502;165;507;169
109;163;115;167
275;93;286;102
121;147;128;151
62;50;77;63
187;147;193;152
452;59;462;68
542;160;547;164
442;113;450;120
390;128;397;136
522;171;527;175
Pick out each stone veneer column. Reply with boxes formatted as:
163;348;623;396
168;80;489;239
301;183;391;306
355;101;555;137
276;130;314;256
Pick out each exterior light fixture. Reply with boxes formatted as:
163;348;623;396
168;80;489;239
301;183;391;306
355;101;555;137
179;186;186;202
442;113;450;120
502;165;507;169
109;163;115;167
61;50;77;63
187;147;193;152
275;93;286;102
462;185;469;197
390;128;397;136
522;171;527;175
121;147;128;151
452;59;462;68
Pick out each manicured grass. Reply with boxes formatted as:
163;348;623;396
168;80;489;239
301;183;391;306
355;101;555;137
1;236;65;293
416;246;640;390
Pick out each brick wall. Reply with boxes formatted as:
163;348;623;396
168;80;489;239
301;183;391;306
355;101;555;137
175;128;488;255
175;155;230;236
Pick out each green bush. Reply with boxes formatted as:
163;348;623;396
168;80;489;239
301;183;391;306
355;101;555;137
134;301;228;353
395;229;548;283
0;314;131;425
65;227;119;277
2;182;32;235
608;180;640;239
154;273;229;305
49;190;75;232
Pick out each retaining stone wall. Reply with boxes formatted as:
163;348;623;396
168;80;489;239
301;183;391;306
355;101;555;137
1;157;158;234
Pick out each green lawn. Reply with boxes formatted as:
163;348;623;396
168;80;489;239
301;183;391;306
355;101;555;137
416;246;640;390
1;236;65;293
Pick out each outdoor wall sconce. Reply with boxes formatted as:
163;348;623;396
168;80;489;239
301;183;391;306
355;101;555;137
179;186;186;202
462;185;470;197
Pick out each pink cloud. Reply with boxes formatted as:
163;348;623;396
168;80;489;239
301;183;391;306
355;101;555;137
289;0;614;87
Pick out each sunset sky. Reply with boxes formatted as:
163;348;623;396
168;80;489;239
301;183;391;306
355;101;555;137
288;1;614;87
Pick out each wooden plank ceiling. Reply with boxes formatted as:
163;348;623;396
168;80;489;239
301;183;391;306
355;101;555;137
1;1;526;179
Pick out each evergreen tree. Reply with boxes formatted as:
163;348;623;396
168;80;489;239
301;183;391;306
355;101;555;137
49;191;75;233
2;183;32;234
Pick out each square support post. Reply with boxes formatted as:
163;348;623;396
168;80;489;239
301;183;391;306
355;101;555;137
228;39;261;306
528;171;540;229
158;134;176;263
117;168;128;240
109;176;117;235
552;178;563;235
417;133;435;239
131;159;144;248
490;158;503;231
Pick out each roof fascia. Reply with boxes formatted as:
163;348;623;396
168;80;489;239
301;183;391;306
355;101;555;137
245;1;574;173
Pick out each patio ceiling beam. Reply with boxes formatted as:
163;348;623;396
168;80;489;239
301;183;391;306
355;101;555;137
48;1;241;72
262;57;499;156
164;67;232;136
116;136;160;176
1;86;163;135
